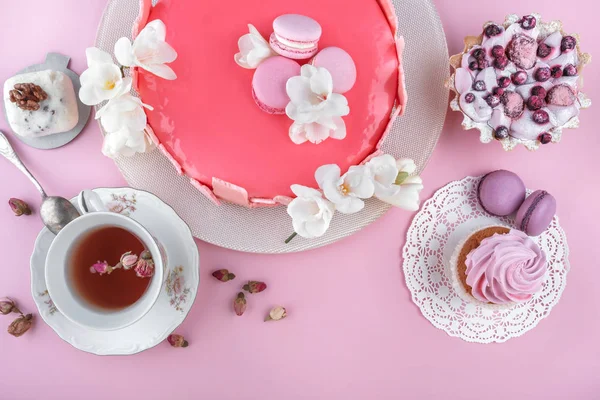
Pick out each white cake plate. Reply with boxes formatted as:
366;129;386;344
95;0;449;253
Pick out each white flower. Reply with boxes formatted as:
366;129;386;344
234;24;274;69
286;65;349;144
114;20;177;80
287;185;335;239
316;164;374;214
372;158;424;211
95;93;153;134
101;127;152;159
79;48;131;106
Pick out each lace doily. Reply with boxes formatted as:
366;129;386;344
402;175;570;343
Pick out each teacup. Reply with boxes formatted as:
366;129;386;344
45;191;164;331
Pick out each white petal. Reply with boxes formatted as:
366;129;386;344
305;218;329;238
290;184;322;199
300;64;318;79
141;63;177;80
289;122;308;144
310;67;333;96
86;47;114;67
315;164;341;189
78;82;102;106
328;117;346;140
344;166;375;199
286;76;313;105
396;158;417;174
305;122;331;144
114;37;135;67
336;197;364;214
145;20;167;41
323;93;349;117
377;185;422;211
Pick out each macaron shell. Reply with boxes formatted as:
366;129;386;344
477;170;526;216
515;190;557;236
269;33;319;60
272;14;322;42
252;56;301;114
311;47;357;94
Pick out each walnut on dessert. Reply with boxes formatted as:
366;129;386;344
9;83;48;111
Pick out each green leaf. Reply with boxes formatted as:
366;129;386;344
395;171;409;185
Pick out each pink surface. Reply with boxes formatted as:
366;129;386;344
1;1;600;400
136;0;399;200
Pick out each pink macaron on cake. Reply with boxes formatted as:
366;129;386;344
515;190;557;236
252;57;301;114
311;47;357;94
477;170;526;217
270;14;322;60
448;13;591;151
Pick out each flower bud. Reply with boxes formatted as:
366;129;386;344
8;198;31;216
265;306;287;322
233;292;247;316
212;269;236;282
134;258;155;278
167;333;189;348
120;252;139;270
243;281;267;294
0;298;18;315
8;313;33;337
140;250;153;260
90;261;112;275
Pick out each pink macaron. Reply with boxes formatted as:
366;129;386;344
252;56;301;114
311;47;357;94
515;190;556;236
477;170;526;217
269;14;322;60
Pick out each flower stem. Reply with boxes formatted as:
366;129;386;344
284;232;298;244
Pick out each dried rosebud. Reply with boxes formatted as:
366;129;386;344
234;292;247;316
0;298;19;315
265;306;287;322
167;333;189;348
134;258;155;278
8;198;31;216
212;269;236;282
89;260;111;275
140;250;152;260
7;313;33;337
120;252;139;270
243;281;267;294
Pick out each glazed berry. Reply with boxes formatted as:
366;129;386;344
494;56;509;70
561;36;576;52
511;71;528;85
537;43;552;58
472;80;486;91
532;110;550;124
550;65;563;78
469;61;479;71
527;95;544;111
563;64;577;76
534;67;551;82
491;45;505;59
464;93;475;103
485;94;501;108
485;24;502;38
493;87;505;96
472;48;486;60
538;132;552;144
531;86;547;98
520;15;537;30
478;59;490;70
498;76;511;88
494;126;509;140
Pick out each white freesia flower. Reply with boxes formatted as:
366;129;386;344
114;20;178;80
95;93;153;133
373;158;424;211
102;127;152;159
287;185;335;239
234;24;274;69
315;164;374;214
286;65;349;144
79;48;131;106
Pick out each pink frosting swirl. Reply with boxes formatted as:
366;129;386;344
465;229;547;304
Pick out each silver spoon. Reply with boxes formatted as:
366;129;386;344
0;131;80;234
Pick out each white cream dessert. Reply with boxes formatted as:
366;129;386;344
3;70;78;137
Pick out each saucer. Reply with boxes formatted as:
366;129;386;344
30;187;200;355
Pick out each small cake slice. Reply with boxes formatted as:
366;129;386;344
3;70;78;137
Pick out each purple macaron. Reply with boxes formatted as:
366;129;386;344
477;170;527;216
252;56;301;114
311;47;357;94
515;190;556;236
270;14;322;60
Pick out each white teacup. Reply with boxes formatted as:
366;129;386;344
45;191;164;331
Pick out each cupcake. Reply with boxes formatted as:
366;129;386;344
448;14;591;151
450;226;547;305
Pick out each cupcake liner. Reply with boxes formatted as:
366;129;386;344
447;13;592;151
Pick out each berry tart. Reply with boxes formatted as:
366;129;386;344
448;13;591;150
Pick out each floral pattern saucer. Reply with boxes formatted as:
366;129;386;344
30;187;200;355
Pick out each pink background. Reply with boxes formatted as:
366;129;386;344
1;1;599;399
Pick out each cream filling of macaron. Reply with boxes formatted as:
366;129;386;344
275;34;317;50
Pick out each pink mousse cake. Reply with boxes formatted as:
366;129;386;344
132;0;406;207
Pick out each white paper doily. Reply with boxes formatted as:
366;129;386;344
94;0;449;253
402;176;570;343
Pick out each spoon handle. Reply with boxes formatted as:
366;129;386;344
0;131;47;198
